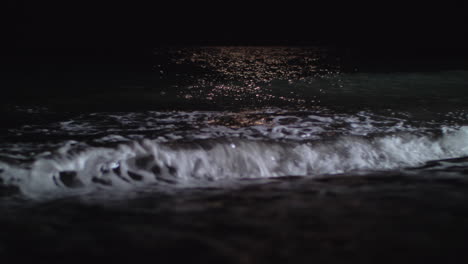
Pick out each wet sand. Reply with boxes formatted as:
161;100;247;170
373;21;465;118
2;174;468;263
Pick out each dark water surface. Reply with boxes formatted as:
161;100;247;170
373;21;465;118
1;47;468;262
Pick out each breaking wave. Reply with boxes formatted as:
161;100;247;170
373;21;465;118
1;126;468;199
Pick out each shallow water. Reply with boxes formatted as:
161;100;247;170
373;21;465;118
1;47;468;262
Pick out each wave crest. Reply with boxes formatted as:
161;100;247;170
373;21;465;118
1;127;468;198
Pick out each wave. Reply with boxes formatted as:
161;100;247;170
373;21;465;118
1;127;468;199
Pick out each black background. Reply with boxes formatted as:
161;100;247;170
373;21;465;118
5;2;468;51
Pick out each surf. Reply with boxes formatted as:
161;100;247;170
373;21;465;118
1;126;468;199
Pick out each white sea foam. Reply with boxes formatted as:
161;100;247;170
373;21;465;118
1;126;468;199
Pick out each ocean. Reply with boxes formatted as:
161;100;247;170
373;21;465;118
1;46;468;262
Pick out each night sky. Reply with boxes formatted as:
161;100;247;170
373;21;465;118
5;2;467;50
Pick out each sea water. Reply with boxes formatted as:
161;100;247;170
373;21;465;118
1;47;468;262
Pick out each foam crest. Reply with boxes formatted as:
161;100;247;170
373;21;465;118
1;127;468;198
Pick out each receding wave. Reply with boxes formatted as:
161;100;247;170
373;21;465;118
1;126;468;199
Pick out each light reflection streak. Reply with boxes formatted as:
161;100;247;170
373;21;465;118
154;47;331;106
